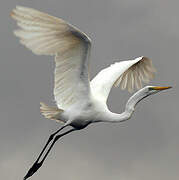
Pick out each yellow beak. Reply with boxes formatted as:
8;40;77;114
150;86;172;90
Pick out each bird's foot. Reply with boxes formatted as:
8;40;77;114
23;161;43;180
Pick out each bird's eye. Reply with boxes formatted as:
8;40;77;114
148;87;155;91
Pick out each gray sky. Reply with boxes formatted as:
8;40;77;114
0;0;178;179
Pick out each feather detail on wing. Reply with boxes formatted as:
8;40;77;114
91;57;156;103
11;6;91;109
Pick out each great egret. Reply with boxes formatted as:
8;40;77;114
11;6;171;180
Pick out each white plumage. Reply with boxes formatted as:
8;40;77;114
11;6;155;111
91;56;155;103
11;6;171;180
11;6;91;110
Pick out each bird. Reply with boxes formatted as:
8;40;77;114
11;6;171;180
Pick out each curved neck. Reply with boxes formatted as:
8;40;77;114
102;87;150;123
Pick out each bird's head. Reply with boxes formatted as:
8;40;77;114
126;86;172;111
142;85;172;96
137;86;172;102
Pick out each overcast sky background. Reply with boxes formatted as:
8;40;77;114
0;0;178;179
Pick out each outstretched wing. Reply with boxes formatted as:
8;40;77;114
91;57;156;103
11;6;91;109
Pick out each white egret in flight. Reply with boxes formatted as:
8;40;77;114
11;6;171;180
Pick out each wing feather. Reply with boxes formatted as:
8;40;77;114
91;57;156;103
11;6;91;109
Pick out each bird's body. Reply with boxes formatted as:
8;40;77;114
52;93;130;129
59;100;100;129
11;6;171;179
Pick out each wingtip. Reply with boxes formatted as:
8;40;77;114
135;56;145;61
10;6;27;17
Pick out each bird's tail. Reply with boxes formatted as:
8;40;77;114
40;102;64;123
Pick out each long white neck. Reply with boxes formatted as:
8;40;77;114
101;87;150;123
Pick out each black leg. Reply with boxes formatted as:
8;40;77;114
23;128;76;180
40;128;76;164
34;125;67;163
